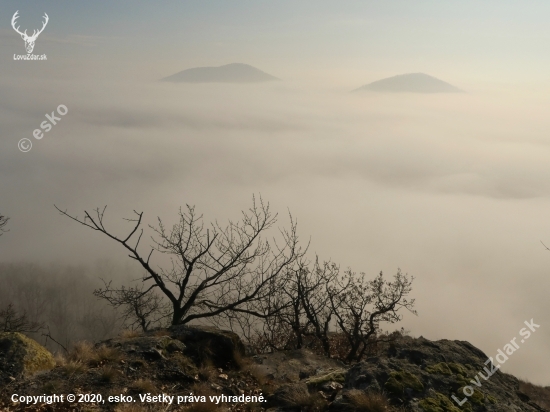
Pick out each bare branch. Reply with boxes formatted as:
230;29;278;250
0;214;9;236
57;196;304;328
0;303;44;333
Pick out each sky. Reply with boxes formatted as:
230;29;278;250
1;1;550;384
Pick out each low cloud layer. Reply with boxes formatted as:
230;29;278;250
1;77;550;384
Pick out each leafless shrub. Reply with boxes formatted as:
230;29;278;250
0;262;122;352
56;196;305;328
0;214;8;236
94;280;170;332
329;269;416;362
224;257;416;362
0;303;43;333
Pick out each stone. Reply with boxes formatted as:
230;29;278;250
267;382;310;409
168;325;245;368
0;332;55;383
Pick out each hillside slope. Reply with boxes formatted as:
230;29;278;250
161;63;280;83
1;330;548;411
355;73;463;93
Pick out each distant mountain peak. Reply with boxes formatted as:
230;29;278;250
161;63;280;83
354;73;463;93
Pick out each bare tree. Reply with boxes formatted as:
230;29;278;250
93;280;170;332
0;303;43;333
55;196;304;326
253;258;339;354
329;269;416;362
224;259;416;362
209;273;292;352
295;259;339;356
0;214;8;236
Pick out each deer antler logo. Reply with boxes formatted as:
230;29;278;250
11;11;49;54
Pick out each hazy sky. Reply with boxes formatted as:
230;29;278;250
1;1;550;384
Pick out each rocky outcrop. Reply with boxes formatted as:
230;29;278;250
168;325;245;368
256;337;547;411
250;348;345;383
0;332;55;384
343;336;545;412
267;382;310;409
107;335;186;360
1;329;547;412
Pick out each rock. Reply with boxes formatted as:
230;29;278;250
267;382;310;409
0;332;55;383
343;336;544;411
329;389;370;412
165;339;186;353
320;381;343;392
168;325;245;368
250;349;346;383
108;335;185;358
305;370;346;388
106;335;197;382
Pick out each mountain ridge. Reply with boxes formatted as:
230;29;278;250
354;73;464;93
161;63;280;83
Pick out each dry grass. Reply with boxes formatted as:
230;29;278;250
190;382;217;398
54;352;67;367
68;341;96;363
95;344;123;363
245;364;276;398
198;364;217;381
67;341;122;366
129;379;157;394
120;329;142;339
232;348;250;370
296;393;328;411
62;360;87;376
41;380;63;395
244;363;269;387
519;379;550;410
99;365;120;383
347;391;392;412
